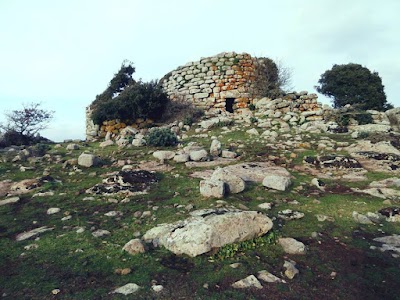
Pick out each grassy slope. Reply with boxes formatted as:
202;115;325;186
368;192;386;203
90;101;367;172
1;124;400;300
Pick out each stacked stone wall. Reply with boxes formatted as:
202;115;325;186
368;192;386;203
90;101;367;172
162;52;257;112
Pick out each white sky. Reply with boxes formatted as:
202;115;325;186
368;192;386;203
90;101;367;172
0;0;399;142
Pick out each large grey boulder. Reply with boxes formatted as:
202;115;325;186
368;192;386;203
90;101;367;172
262;175;291;191
189;149;208;161
199;179;225;198
66;143;79;150
211;168;245;194
78;153;102;167
232;275;263;289
222;162;290;183
153;150;175;162
210;139;222;156
278;237;306;254
143;208;273;257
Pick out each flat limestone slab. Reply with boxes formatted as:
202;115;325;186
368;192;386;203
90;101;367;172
143;208;273;257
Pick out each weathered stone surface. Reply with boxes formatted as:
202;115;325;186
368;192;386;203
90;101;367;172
143;208;273;257
232;275;263;289
10;179;41;195
16;226;54;241
132;138;146;147
78;153;102;167
123;239;146;255
99;140;114;148
352;211;373;224
0;196;20;206
283;260;299;279
257;270;285;283
278;238;306;254
210;139;222;156
47;207;61;215
262;175;291;191
173;153;190;163
199;179;225;198
221;150;237;159
222;162;290;183
211;168;245;194
112;283;140;295
153;150;175;162
189;149;208;161
66;143;79;150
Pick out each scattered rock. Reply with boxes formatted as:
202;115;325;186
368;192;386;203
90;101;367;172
211;168;245;194
151;285;164;293
66;144;79;150
189;149;208;162
262;175;291;191
352;211;373;224
16;226;54;241
122;239;146;255
199;179;225;198
78;153;102;167
232;275;263;289
143;208;273;257
283;260;299;279
278;238;306;255
257;202;272;210
210;139;222;156
115;268;131;275
153;150;175;162
92;229;111;238
112;283;140;295
0;196;20;206
47;208;60;215
278;209;304;220
257;270;285;283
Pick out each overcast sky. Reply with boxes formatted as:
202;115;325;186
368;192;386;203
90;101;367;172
0;0;399;142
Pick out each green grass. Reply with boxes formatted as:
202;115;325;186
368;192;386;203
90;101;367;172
1;130;400;299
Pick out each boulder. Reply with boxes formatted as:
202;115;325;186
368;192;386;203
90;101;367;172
210;139;222;156
278;237;306;254
222;162;290;183
199;179;225;198
221;150;237;159
132;138;146;147
16;226;54;241
232;275;263;289
283;260;299;279
78;153;102;167
123;239;146;255
257;270;285;283
0;196;20;206
262;175;291;191
153;150;175;162
66;143;79;150
99;140;114;148
189;149;208;161
173;153;190;163
211;168;245;194
143;208;273;257
112;283;140;295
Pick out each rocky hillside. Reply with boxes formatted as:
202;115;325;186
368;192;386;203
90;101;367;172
1;106;400;299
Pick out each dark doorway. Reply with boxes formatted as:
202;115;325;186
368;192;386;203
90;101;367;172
225;98;234;113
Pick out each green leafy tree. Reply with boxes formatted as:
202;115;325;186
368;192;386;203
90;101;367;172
90;61;168;125
315;63;392;111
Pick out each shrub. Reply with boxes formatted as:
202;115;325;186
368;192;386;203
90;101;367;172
250;116;258;123
31;143;51;157
146;128;178;147
160;95;204;125
336;114;350;127
248;103;256;111
91;80;168;125
354;113;373;125
358;132;369;139
0;130;31;147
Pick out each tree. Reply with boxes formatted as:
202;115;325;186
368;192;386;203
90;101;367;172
253;57;293;99
2;102;54;137
315;63;392;111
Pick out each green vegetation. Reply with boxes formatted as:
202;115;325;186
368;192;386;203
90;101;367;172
90;61;168;125
1;118;400;299
316;63;393;111
146;127;178;147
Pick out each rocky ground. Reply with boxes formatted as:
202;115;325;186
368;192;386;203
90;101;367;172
1;110;400;299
